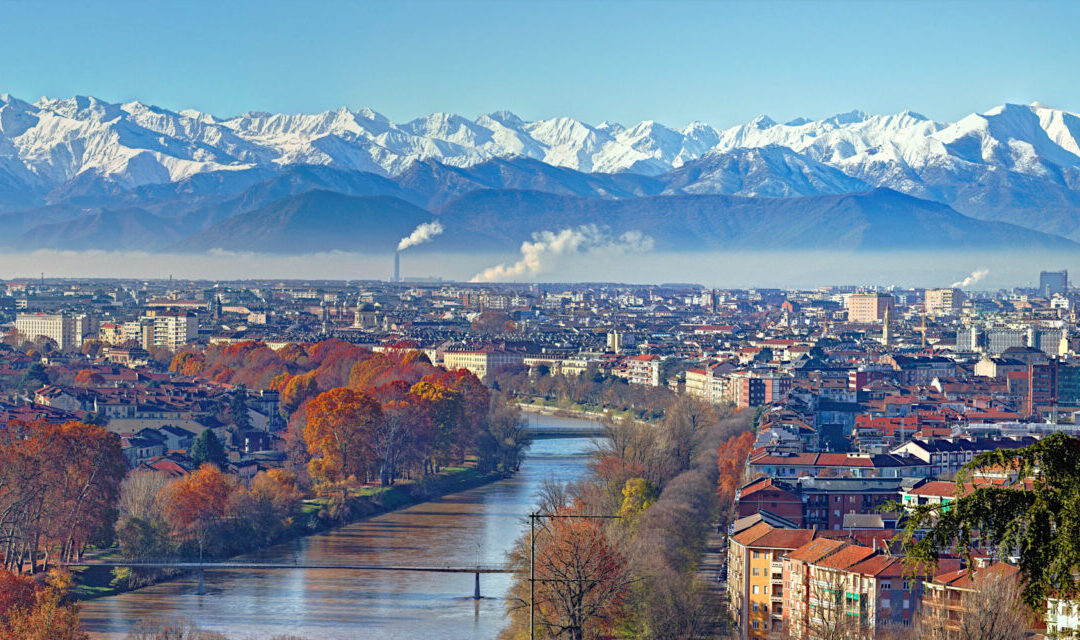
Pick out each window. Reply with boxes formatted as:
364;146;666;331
752;621;759;630
903;599;910;609
752;602;759;612
753;551;760;559
753;585;760;594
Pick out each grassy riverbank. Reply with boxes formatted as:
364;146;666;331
71;463;506;600
515;397;634;422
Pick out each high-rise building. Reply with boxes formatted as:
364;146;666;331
925;288;964;316
1040;270;1068;297
143;310;198;351
845;293;894;323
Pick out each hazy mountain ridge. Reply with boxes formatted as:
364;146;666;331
145;187;1078;255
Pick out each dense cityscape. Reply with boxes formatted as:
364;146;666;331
0;268;1079;637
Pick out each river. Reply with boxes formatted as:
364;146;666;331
80;414;601;639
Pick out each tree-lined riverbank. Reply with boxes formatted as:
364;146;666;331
78;425;602;639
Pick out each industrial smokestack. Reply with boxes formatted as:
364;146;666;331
393;251;400;283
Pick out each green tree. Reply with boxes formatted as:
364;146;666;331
898;432;1080;609
230;385;251;431
21;362;49;390
190;429;229;469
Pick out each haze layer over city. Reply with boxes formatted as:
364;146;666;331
3;2;1080;640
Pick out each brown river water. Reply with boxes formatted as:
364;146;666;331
80;415;600;639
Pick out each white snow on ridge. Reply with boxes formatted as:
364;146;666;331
1;95;1080;200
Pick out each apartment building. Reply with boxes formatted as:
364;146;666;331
784;539;925;639
684;362;732;404
727;522;822;640
145;310;199;351
15;312;95;350
623;354;662;386
925;288;964;316
728;370;792;408
921;562;1023;639
845;294;893;323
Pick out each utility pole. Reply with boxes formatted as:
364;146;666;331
530;512;536;640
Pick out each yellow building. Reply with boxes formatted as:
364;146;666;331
727;522;821;640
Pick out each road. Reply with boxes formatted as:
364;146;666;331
695;523;731;639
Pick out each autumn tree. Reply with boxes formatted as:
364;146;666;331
526;505;632;640
410;381;464;471
481;394;531;474
226;469;302;547
73;369;105;387
303;388;383;488
0;420;125;573
617;478;659;520
0;569;87;640
717;430;754;521
160;464;237;558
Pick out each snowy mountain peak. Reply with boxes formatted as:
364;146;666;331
823;109;869;126
750;114;777;129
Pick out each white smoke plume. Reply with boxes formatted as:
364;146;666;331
470;225;654;282
949;268;989;288
397;221;444;251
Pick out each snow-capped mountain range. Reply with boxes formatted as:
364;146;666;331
3;94;1080;247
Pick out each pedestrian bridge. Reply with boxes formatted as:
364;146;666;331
61;559;513;598
524;418;608;439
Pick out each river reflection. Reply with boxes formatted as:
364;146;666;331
81;416;599;639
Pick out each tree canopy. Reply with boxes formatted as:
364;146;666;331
190;429;229;469
899;432;1080;609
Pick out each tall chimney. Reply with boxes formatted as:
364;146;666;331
393;251;401;283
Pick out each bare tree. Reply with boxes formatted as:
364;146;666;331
804;570;874;640
913;571;1034;640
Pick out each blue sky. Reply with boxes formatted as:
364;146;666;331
2;0;1077;127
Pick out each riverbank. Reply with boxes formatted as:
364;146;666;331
515;399;631;423
78;433;602;640
72;463;507;601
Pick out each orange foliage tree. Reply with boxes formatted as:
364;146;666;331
0;569;86;640
159;463;237;558
303;388;383;487
530;504;633;640
717;430;755;514
0;421;125;572
72;369;105;387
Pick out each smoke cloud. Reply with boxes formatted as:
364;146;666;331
949;268;990;288
397;221;444;251
470;225;654;282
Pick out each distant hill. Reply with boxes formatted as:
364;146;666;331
156;186;1080;254
17;208;182;251
432;187;1080;252
171;190;434;253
